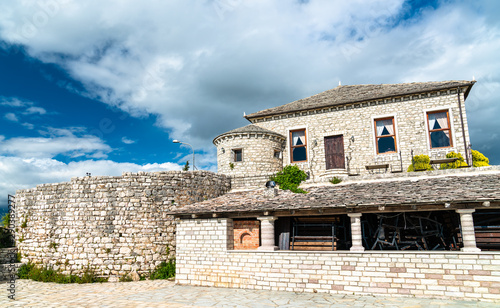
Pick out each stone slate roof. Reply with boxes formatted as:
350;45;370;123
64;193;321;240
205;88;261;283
245;80;475;119
213;124;285;144
169;173;500;216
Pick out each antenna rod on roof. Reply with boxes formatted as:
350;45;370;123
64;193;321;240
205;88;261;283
243;111;246;117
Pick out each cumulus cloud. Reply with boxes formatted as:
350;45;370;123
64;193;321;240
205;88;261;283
0;155;182;208
0;127;112;158
24;106;47;115
121;136;135;144
0;0;498;162
4;113;19;122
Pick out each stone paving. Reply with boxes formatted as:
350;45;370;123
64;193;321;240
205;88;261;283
1;279;499;308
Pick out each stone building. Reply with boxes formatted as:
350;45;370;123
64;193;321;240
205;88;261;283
214;80;475;187
171;167;500;301
172;79;500;301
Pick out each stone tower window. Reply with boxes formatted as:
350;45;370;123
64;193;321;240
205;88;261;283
233;149;243;162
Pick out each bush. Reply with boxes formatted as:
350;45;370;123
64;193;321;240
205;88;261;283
439;152;468;169
150;259;176;280
0;227;14;248
472;150;489;167
1;213;9;228
270;165;308;193
18;262;107;283
329;177;342;184
407;154;433;172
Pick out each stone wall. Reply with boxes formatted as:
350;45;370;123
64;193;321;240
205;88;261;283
176;219;500;302
214;132;285;188
250;88;471;181
13;171;230;280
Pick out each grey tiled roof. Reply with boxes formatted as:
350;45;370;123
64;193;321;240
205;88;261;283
213;124;285;143
170;173;500;215
245;80;475;119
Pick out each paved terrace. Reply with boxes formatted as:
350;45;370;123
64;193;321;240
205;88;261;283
1;280;499;307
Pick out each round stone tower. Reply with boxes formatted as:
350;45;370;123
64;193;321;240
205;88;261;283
213;124;286;189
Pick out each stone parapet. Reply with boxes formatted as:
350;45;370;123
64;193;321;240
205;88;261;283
176;218;500;302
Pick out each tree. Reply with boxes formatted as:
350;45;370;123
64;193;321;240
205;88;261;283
183;161;190;171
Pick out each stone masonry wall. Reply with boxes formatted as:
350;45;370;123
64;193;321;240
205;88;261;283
14;171;230;280
215;133;284;187
176;219;500;302
250;89;471;181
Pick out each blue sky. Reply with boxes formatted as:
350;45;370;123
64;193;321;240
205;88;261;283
1;0;500;211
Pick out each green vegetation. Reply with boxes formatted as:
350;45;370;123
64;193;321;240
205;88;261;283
18;262;108;283
439;152;468;169
270;165;308;194
472;149;489;167
150;259;176;280
182;161;190;171
407;154;433;172
329;177;342;185
49;242;58;250
119;274;134;282
0;227;14;248
1;212;10;227
21;215;28;228
229;162;234;170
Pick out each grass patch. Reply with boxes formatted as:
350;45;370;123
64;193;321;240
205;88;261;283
150;259;176;280
18;262;108;283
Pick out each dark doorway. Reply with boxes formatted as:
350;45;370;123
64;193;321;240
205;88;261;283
325;135;345;169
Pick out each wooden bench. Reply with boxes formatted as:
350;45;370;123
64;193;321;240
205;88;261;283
365;164;389;173
429;157;459;165
290;236;336;251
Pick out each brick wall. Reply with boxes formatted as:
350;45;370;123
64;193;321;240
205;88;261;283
233;220;260;250
176;218;500;301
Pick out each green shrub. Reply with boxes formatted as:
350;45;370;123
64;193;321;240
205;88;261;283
329;177;342;184
407;154;433;172
1;213;10;228
439;152;468;169
119;274;133;282
150;259;176;280
270;165;308;193
472;149;489;167
0;227;14;248
18;262;107;283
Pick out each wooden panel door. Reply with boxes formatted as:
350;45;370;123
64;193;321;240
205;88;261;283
324;135;345;170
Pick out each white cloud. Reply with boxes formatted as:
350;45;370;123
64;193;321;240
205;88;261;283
24;106;46;115
121;136;135;144
0;127;112;158
0;97;32;108
0;1;498;162
4;113;19;122
0;155;182;208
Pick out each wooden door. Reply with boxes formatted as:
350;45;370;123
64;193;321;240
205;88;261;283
324;135;345;169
